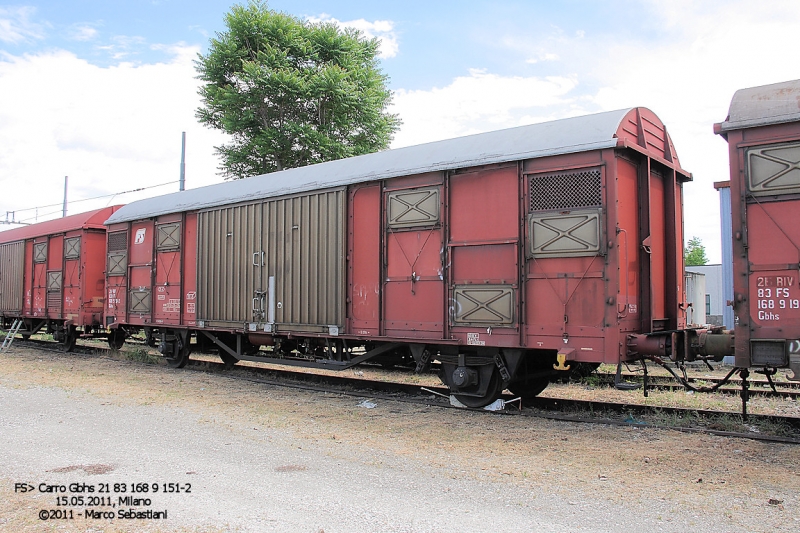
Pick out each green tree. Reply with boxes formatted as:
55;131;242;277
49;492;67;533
684;236;708;266
195;0;401;179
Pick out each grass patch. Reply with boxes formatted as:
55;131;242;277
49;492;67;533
125;347;161;365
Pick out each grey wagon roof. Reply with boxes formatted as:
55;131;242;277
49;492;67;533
718;79;800;133
106;108;634;224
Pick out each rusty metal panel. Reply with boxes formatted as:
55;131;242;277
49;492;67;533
387;187;440;228
450;167;518;242
157;222;181;251
64;237;81;259
452;285;514;325
33;242;47;263
348;185;381;334
528;208;603;258
0;241;24;313
747;142;800;196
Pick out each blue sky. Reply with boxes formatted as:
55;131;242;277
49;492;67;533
2;1;800;261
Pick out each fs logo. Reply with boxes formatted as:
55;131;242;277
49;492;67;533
134;228;146;244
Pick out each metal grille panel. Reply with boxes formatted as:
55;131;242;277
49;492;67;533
452;285;514;325
33;242;47;263
47;271;62;291
747;142;800;196
64;237;81;259
387;187;440;228
129;289;151;314
529;169;602;211
107;231;128;252
157;223;181;250
528;208;603;258
107;252;127;276
47;292;61;309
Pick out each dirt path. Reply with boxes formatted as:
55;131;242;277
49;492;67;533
1;346;798;532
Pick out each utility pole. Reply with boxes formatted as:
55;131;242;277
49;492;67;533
63;176;68;217
180;132;186;191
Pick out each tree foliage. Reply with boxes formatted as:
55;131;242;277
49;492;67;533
195;0;401;179
685;236;708;266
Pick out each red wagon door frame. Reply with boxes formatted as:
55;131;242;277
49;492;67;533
381;173;445;340
446;164;521;348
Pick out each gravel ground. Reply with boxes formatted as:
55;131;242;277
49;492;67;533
1;346;799;533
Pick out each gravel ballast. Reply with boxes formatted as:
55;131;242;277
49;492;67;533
1;346;799;532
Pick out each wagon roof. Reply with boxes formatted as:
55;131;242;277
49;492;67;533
0;206;122;244
106;107;662;224
716;79;800;133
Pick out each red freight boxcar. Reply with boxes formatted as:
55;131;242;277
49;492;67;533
715;79;800;382
0;206;122;350
105;108;731;406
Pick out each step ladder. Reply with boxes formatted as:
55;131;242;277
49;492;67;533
1;319;23;353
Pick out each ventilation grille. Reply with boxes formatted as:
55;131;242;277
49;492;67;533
64;237;81;260
108;231;128;252
33;242;47;263
530;169;602;211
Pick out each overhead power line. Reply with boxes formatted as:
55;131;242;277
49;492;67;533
5;180;180;224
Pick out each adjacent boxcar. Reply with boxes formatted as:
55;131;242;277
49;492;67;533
106;108;727;406
715;79;800;381
0;206;122;350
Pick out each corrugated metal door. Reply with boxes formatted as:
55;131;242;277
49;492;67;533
261;190;345;329
197;202;263;325
449;166;520;346
198;190;345;331
0;241;25;314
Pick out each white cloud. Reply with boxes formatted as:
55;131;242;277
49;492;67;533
387;0;800;262
390;70;579;147
68;24;99;42
0;6;47;43
96;35;148;60
0;46;228;223
585;0;800;262
305;14;399;59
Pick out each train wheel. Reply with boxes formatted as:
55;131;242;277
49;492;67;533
143;327;158;347
108;329;125;350
454;368;504;408
219;352;239;369
63;327;77;352
507;377;549;399
165;340;190;368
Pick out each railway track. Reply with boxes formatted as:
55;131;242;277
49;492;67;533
5;337;800;444
592;371;800;399
183;357;800;444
